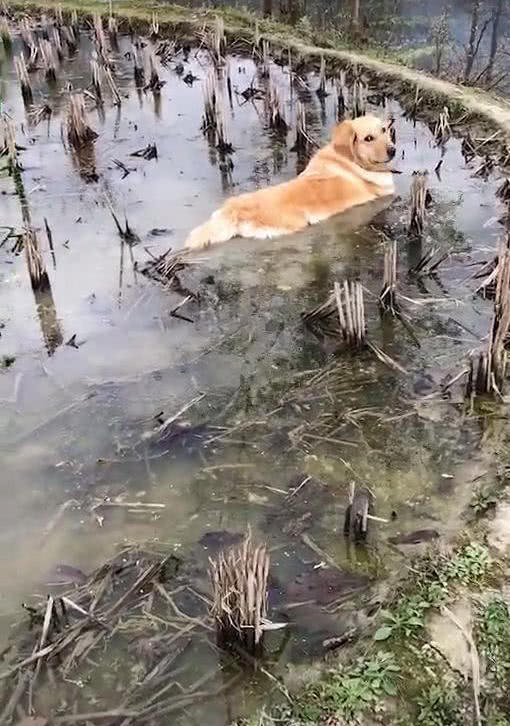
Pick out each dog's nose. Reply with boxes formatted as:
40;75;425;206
387;144;396;159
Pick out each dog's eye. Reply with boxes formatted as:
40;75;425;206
364;135;374;142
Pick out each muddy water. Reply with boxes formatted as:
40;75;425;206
0;19;508;723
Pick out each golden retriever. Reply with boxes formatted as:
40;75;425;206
184;115;396;250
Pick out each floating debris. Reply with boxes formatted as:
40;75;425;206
155;38;176;67
473;156;494;180
29;103;52;128
139;247;189;287
409;170;428;237
209;533;269;655
130;143;158;160
67;93;97;149
409;246;448;277
14;54;33;104
379;239;398;313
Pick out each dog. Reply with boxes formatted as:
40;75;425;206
184;115;396;250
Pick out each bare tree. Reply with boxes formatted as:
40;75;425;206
486;0;504;83
464;0;491;82
431;7;450;76
464;0;480;80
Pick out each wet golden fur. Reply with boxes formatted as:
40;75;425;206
184;115;396;250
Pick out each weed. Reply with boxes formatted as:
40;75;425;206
295;651;400;723
415;682;463;726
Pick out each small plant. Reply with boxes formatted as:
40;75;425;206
469;487;500;518
415;682;463;726
444;542;490;585
374;596;429;641
296;651;400;722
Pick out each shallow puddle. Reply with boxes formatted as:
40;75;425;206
0;14;508;723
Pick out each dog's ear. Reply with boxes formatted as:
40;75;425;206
332;120;357;158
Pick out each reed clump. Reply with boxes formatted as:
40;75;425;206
268;83;288;134
133;45;145;87
303;280;366;348
466;236;510;399
14;55;33;105
209;534;269;655
379;239;397;313
40;39;58;82
291;101;312;154
67;93;97;149
316;54;328;99
23;226;50;292
409;170;428;237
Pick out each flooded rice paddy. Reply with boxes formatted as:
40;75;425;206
0;11;509;724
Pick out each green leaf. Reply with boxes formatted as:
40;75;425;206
382;680;398;696
374;626;393;641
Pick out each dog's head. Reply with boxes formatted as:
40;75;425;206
332;115;396;171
